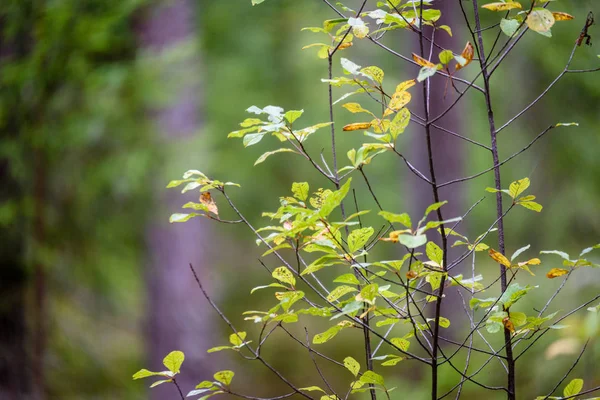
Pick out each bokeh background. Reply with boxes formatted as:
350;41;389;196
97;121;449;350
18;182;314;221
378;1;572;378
1;0;599;399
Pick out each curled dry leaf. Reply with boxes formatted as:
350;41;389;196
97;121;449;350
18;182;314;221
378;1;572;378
456;42;474;70
552;12;574;21
406;270;418;280
343;122;372;131
200;192;219;216
488;248;511;268
546;268;569;278
412;53;437;68
503;317;515;333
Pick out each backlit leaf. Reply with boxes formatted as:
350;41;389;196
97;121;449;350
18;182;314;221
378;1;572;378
344;356;361;377
361;66;384;84
563;378;583;397
378;211;412;228
390;107;411;139
327;285;358;302
163;351;185;374
348;227;375;252
395;79;416;92
292;182;309;201
456;42;474;70
360;371;385;386
272;266;296;286
214;370;234;386
509;178;530;198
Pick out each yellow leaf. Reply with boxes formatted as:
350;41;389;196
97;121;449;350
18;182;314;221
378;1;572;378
489;248;511;268
456;42;474;71
406;270;418;280
547;268;569;278
200;192;219;216
395;79;416;93
552;12;574;21
338;42;353;50
412;53;436;68
343;122;372;131
343;102;370;114
527;9;555;33
370;119;390;133
385;91;411;116
482;2;522;12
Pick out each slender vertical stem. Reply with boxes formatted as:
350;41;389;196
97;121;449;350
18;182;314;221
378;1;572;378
470;1;515;398
417;2;449;399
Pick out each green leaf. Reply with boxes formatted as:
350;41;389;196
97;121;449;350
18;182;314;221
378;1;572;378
381;355;404;366
438;50;454;65
255;148;297;165
132;369;163;380
399;234;427;248
509;178;530;198
278;291;305;312
378;211;411;228
250;283;287;294
169;213;201;223
207;346;232;353
299;386;326;393
291;182;309;201
334;273;360;285
163;351;185;374
149;379;172;388
330;300;363;320
518;201;542;212
344;356;361;377
510;244;530;262
564;378;584;397
251;0;266;5
438;317;451;328
390;337;410;351
500;18;520;37
313;325;343;344
229;332;247;346
357;283;379;305
499;283;535;309
272;266;296;287
438;25;452;36
426;242;444;265
424;201;447;217
389;107;411;139
214;370;234;386
470;297;498;310
417;66;438;82
360;370;385;386
348;227;374;252
510;312;527;327
327;285;358;302
284;109;304;124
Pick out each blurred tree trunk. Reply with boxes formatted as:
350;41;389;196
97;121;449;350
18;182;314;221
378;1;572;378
136;1;214;397
409;2;465;334
0;14;36;400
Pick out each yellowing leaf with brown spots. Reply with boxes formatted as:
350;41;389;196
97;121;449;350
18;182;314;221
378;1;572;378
412;53;436;68
527;8;555;33
482;2;522;12
200;192;219;216
547;268;569;278
406;270;418;280
343;122;372;131
384;91;411;116
489;249;511;268
552;12;574;21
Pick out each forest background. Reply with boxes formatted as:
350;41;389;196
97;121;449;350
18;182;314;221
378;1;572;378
0;0;598;399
